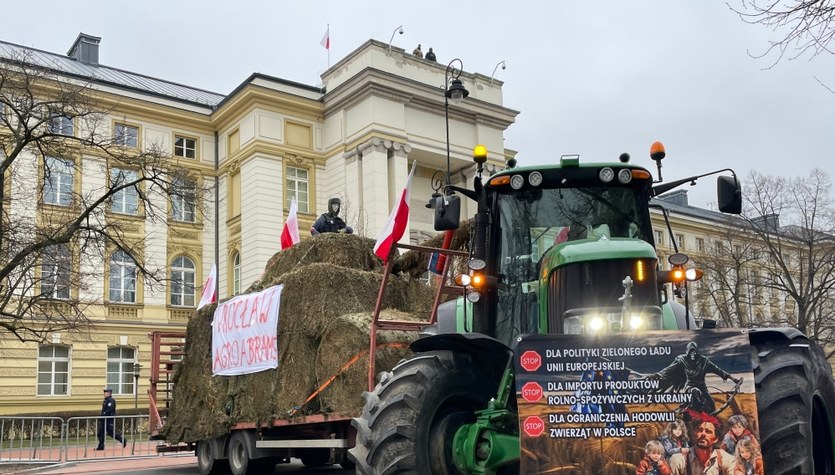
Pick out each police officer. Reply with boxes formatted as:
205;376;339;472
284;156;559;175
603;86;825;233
310;198;353;235
96;388;126;450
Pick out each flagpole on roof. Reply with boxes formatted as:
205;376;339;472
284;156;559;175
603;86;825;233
321;23;331;69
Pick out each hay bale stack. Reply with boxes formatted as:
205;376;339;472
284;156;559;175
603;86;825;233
163;234;436;443
315;310;420;413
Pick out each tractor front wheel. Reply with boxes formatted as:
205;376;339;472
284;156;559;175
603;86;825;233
754;337;835;474
349;350;501;474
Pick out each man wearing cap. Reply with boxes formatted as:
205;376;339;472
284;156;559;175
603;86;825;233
96;388;126;450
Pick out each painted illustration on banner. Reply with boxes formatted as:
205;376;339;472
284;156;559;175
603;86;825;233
515;330;761;475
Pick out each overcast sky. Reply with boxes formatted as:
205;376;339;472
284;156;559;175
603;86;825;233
5;1;833;208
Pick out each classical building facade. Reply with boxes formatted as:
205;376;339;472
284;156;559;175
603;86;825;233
0;33;517;415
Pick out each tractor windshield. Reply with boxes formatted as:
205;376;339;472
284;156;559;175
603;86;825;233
491;186;650;344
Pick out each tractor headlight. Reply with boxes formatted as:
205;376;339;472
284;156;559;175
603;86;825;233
510;174;525;190
587;315;606;333
599;167;615;183
617;169;632;184
528;171;543;187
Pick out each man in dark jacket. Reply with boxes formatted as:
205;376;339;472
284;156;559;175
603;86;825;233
310;198;353;235
96;388;126;450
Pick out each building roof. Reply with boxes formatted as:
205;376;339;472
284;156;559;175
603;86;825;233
0;38;225;107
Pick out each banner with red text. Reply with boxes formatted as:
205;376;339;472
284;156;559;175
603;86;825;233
211;285;283;376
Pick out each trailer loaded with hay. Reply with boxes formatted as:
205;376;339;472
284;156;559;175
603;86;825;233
147;233;465;475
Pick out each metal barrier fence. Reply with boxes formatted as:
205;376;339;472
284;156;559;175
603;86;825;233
1;415;180;464
0;417;64;464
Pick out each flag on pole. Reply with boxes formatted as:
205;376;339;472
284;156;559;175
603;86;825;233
374;162;416;262
320;26;330;50
281;197;301;250
197;263;217;310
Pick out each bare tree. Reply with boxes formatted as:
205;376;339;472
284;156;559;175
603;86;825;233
702;169;835;355
730;0;835;65
693;219;767;328
0;51;207;343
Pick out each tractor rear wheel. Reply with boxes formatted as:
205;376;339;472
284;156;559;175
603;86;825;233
753;336;835;474
349;350;502;474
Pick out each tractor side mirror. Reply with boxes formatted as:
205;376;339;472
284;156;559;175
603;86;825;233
717;175;742;214
434;194;461;231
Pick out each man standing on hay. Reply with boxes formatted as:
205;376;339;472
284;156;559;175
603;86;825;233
311;197;353;235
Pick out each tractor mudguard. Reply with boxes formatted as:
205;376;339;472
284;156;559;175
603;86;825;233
411;332;513;371
747;326;806;346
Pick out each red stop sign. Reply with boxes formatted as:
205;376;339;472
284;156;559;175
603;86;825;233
521;381;543;403
520;350;542;372
523;416;545;437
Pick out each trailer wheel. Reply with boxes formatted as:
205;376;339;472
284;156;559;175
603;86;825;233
753;336;835;474
349;350;501;474
227;432;267;475
196;440;229;475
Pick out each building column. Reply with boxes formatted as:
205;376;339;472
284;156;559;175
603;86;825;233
240;154;282;288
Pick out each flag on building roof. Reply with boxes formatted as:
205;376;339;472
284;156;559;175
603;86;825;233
197;263;217;310
320;26;330;50
374;162;416;263
281;197;301;250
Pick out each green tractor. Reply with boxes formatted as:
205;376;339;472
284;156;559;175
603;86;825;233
349;143;835;474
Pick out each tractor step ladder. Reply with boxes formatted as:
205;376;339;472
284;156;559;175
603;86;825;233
367;242;469;391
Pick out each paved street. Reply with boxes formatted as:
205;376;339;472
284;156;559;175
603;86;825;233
2;456;353;474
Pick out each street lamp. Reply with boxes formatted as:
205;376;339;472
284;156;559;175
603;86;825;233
444;58;469;188
490;60;506;84
388;25;404;53
133;363;142;409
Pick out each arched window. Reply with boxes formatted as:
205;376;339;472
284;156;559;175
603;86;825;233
170;256;196;306
232;252;241;295
109;250;136;303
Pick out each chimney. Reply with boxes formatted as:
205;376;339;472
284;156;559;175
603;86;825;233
67;33;101;66
658;189;688;207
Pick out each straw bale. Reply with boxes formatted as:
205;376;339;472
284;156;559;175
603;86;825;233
248;233;381;293
163;234;438;443
315;311;421;413
392;219;472;277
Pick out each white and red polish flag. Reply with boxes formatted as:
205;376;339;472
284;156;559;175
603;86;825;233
374;162;416;262
280;197;301;250
196;263;217;310
320;26;330;50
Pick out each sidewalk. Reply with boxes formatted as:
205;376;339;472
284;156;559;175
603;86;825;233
10;454;197;474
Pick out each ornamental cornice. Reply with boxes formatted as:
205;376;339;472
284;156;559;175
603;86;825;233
343;137;412;159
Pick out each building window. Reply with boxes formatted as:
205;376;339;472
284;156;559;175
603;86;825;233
170;256;196;307
114;123;138;148
654;230;664;247
174;136;196;159
696;238;705;252
106;347;136;396
109;250;136;303
111;168;139;215
285;166;309;213
715;241;725;253
676;234;685;250
171;177;196;222
232;252;241;295
48;115;73;136
43;156;74;206
41;244;71;299
37;346;70;396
